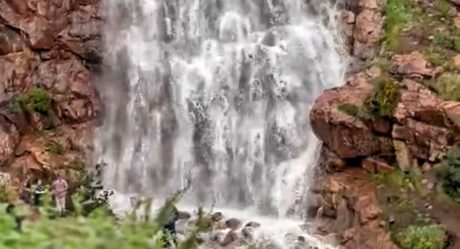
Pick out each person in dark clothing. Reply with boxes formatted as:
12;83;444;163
32;179;45;206
19;176;31;204
163;205;179;246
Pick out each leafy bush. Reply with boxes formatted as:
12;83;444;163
436;147;460;202
0;188;208;249
382;0;412;50
363;77;401;119
23;87;54;117
11;87;54;117
435;74;460;101
394;225;448;249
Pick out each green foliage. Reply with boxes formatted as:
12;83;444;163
0;185;208;249
436;147;460;203
45;140;64;155
437;0;452;17
394;225;447;249
423;51;457;72
382;0;412;50
435;74;460;101
22;87;54;117
433;32;460;52
363;77;400;119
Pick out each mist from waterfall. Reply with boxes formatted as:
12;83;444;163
96;0;346;218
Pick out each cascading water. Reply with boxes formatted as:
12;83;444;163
96;0;345;247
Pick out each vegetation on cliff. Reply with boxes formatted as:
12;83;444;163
394;224;447;249
364;77;400;119
382;0;413;50
436;147;460;203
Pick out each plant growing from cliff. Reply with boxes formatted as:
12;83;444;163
22;87;54;117
436;147;460;203
382;0;412;50
435;74;460;101
45;140;64;155
363;77;400;119
394;224;447;249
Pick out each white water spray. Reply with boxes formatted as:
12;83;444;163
96;0;345;247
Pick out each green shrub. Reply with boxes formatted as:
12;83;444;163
435;74;460;101
436;147;460;202
0;187;208;249
382;0;412;50
363;77;401;119
23;87;54;117
46;140;64;155
394;225;448;249
10;87;54;117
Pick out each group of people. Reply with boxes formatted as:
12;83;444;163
19;174;68;214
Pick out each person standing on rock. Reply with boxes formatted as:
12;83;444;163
32;179;45;206
52;175;68;215
163;205;179;246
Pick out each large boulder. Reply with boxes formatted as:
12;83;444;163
311;53;459;164
310;74;393;158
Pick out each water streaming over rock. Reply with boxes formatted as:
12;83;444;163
96;0;345;222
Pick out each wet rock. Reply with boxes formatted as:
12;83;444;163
225;218;241;230
242;227;254;240
211;212;224;222
244;221;261;228
220;231;238;247
177;211;191;220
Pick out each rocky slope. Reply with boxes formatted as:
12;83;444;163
0;0;102;186
310;0;460;248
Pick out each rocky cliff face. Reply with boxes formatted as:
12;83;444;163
310;0;460;248
0;0;102;184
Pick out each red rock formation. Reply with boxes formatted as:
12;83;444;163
0;0;102;183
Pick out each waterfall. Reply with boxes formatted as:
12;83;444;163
96;0;346;219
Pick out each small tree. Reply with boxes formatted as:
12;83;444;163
437;147;460;202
